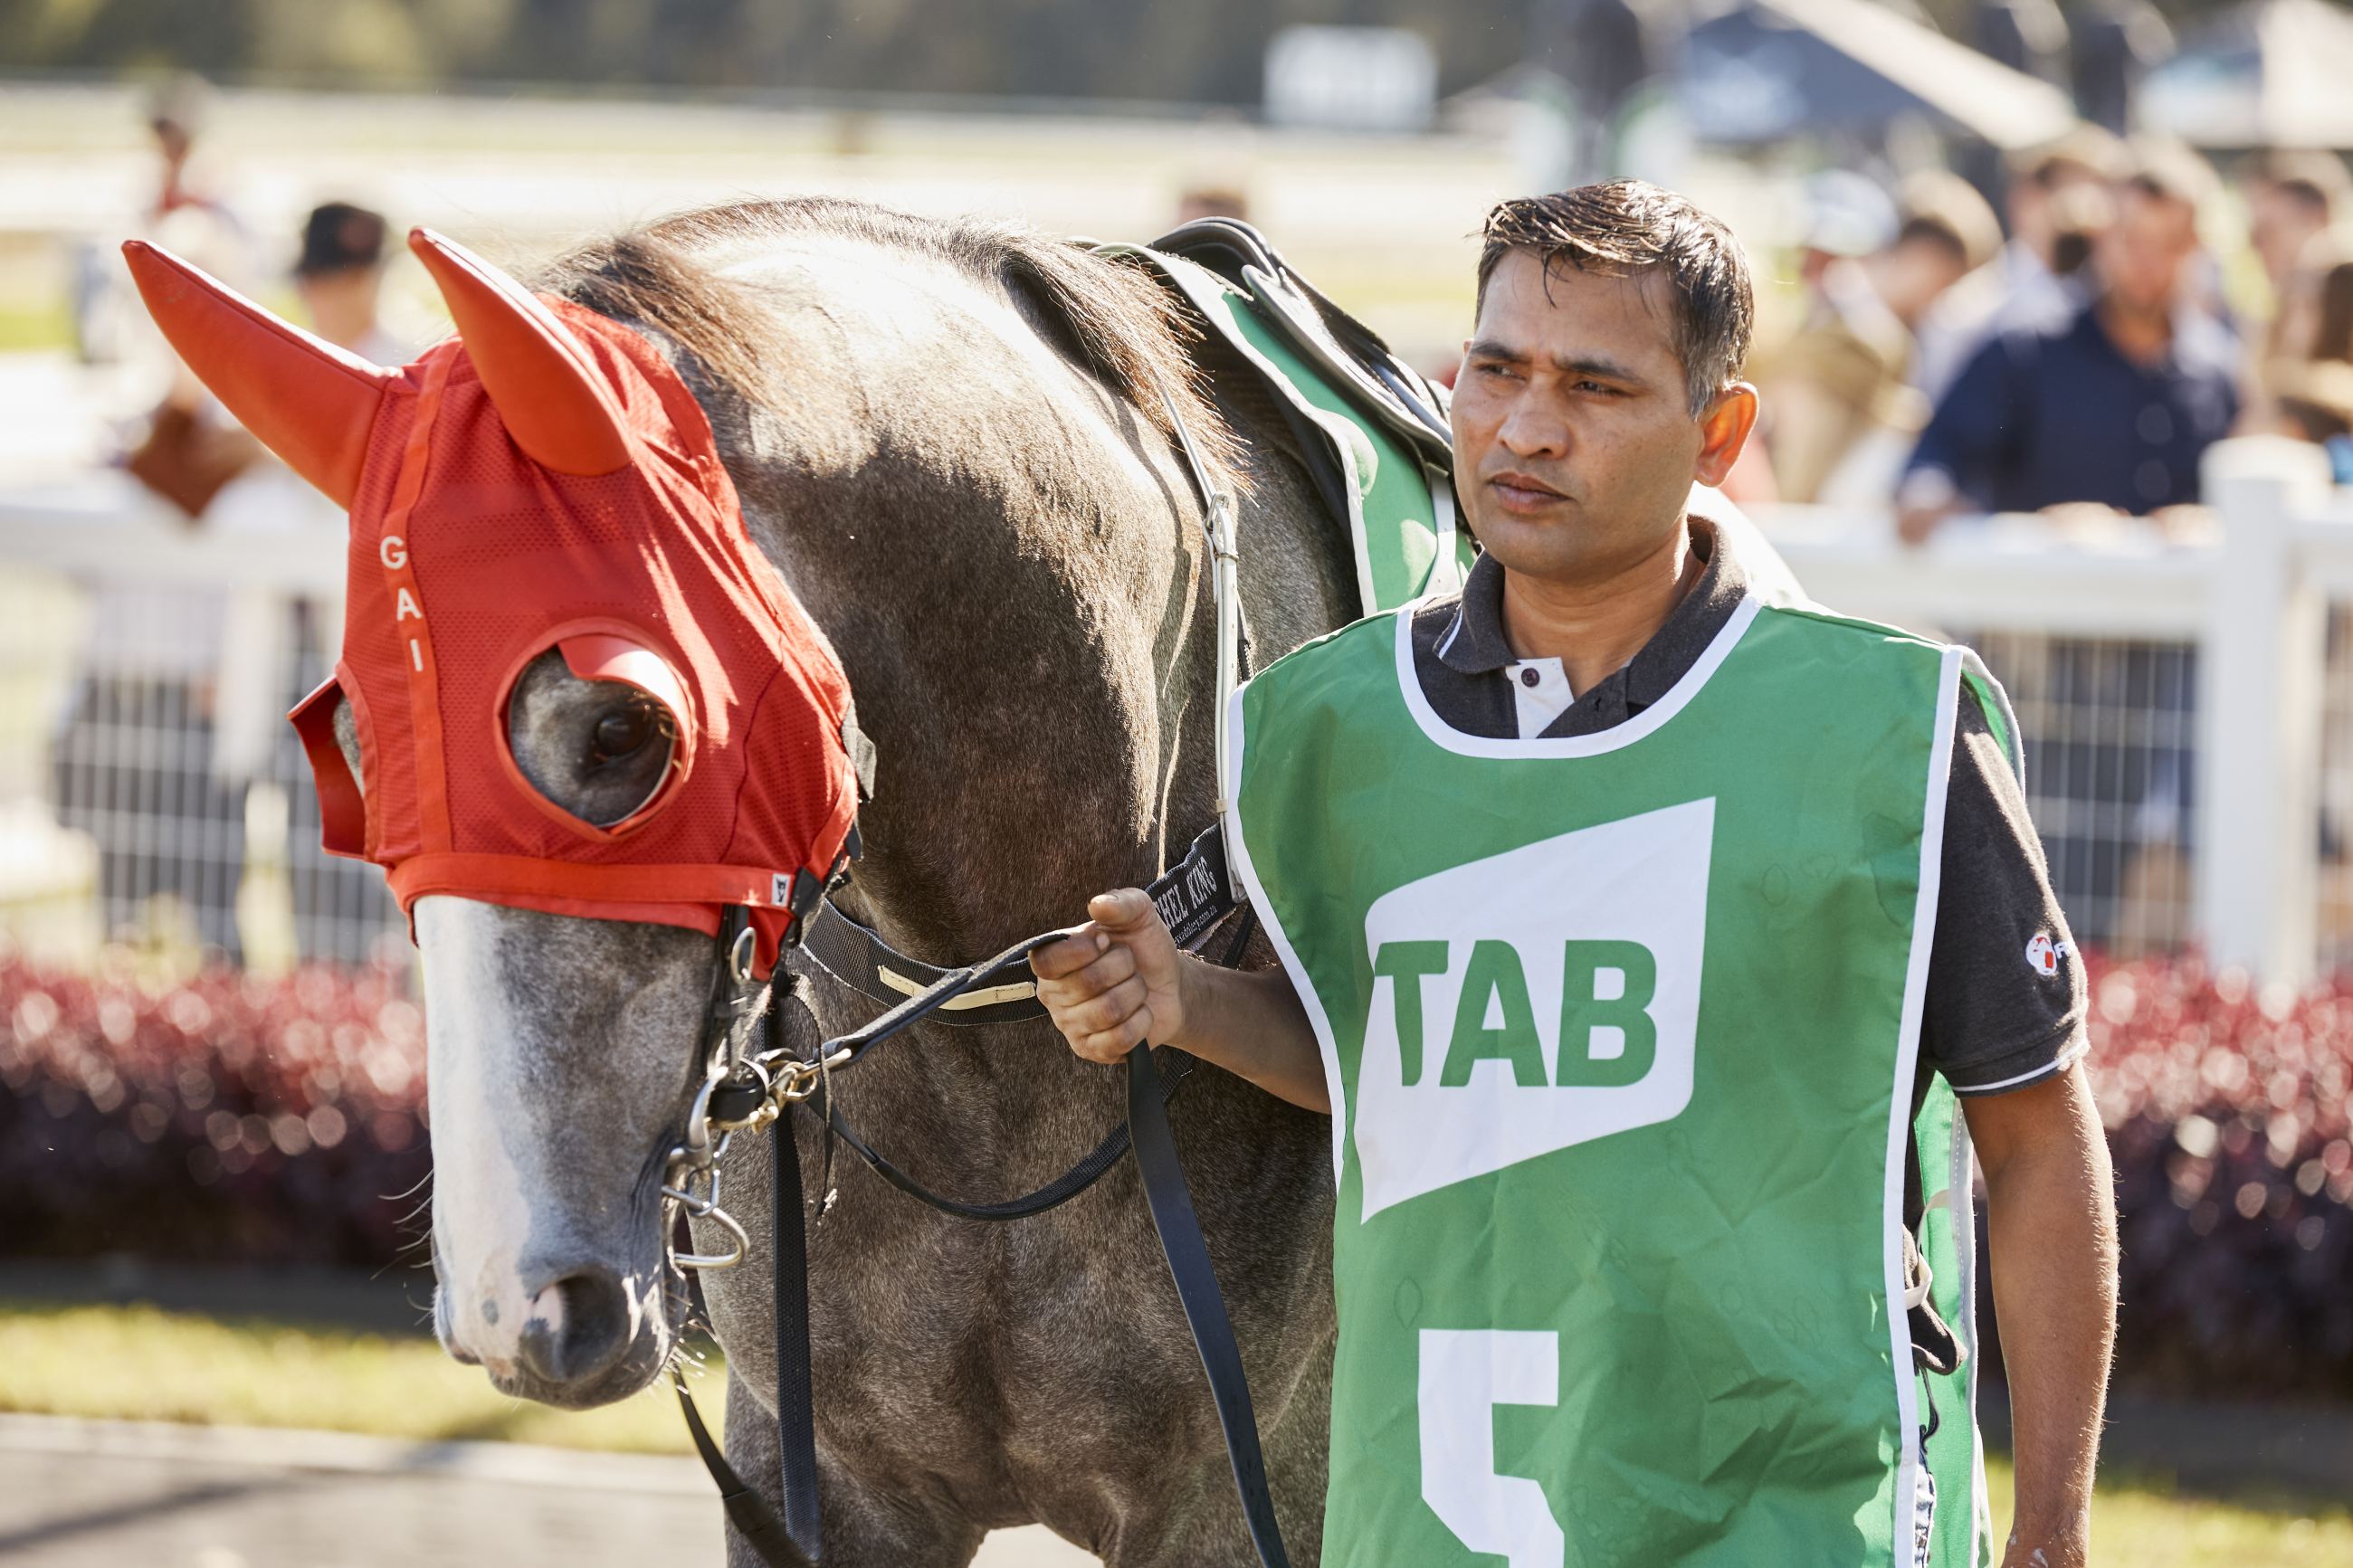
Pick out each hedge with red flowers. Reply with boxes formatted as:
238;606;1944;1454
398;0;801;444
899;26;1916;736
2;950;2351;1399
2083;955;2353;1400
0;955;429;1268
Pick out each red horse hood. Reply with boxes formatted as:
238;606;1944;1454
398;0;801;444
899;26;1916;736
128;229;860;975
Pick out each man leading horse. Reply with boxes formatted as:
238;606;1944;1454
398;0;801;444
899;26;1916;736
1034;182;2118;1568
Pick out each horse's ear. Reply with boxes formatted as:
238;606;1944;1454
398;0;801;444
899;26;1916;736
408;227;633;477
121;240;394;508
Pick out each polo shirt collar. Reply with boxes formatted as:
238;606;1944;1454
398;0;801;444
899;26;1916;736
1433;511;1750;716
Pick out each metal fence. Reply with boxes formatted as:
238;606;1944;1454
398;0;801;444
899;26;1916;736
0;437;2348;981
1773;434;2352;984
0;480;402;972
1964;630;2198;956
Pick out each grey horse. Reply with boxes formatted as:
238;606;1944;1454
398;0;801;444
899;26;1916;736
386;200;1352;1565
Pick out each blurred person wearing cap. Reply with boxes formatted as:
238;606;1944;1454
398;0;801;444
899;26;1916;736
1758;171;2000;504
205;203;413;802
1911;126;2129;405
1898;142;2238;539
291;202;404;366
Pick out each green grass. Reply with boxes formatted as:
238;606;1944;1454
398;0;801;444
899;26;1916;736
2;1300;2348;1563
0;1299;718;1454
1983;1458;2353;1566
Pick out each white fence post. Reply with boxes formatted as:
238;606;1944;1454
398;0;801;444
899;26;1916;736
2197;437;2332;985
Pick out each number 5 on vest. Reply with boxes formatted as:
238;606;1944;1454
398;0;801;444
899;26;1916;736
1418;1329;1564;1568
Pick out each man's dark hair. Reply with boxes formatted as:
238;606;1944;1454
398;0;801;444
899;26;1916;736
1475;180;1754;417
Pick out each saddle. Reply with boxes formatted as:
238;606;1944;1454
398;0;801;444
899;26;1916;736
1121;219;1473;617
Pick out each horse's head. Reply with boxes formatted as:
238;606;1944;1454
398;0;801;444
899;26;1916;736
126;231;862;1406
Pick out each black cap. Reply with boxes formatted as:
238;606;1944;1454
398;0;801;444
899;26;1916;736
295;202;389;277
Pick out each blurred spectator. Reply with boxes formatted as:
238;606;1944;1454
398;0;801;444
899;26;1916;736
2279;228;2353;365
55;190;394;964
1173;185;1251;227
2262;230;2353;480
1910;124;2129;403
1897;142;2237;539
2242;149;2350;302
291;202;402;364
2271;360;2353;482
1757;171;1999;503
122;76;262;518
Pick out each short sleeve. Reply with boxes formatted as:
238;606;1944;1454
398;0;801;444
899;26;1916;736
1919;685;2089;1095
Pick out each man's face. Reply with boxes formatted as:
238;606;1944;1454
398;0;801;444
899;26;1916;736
1451;249;1747;585
2096;187;2199;317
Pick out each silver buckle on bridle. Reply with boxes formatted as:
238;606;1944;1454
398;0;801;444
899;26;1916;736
662;917;846;1273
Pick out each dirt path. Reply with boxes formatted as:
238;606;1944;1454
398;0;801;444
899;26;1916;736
0;1414;1100;1567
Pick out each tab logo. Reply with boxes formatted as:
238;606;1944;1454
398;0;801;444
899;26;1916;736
1354;798;1713;1220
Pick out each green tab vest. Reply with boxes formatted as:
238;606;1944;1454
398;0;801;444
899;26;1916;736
1227;594;1993;1567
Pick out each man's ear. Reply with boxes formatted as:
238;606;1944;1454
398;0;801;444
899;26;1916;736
1692;383;1760;489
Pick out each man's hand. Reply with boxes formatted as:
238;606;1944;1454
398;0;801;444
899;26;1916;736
1030;891;1331;1111
1030;889;1186;1063
1965;1060;2117;1568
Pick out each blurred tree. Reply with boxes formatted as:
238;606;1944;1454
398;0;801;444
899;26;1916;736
0;0;1525;100
0;0;2255;101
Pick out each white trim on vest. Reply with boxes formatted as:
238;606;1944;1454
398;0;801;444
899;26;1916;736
1225;680;1351;1187
1885;643;1964;1568
1395;591;1765;758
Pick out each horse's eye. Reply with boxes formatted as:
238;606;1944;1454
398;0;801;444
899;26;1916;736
592;708;652;762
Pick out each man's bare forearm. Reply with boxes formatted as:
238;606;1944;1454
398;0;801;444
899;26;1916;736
1171;957;1329;1112
1966;1065;2117;1568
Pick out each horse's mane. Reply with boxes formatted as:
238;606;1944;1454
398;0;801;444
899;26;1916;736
541;196;1239;478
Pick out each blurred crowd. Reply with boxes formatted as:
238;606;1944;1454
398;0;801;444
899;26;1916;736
59;76;406;965
49;75;2353;967
1743;123;2353;532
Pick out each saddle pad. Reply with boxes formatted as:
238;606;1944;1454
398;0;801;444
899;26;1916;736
1112;244;1475;618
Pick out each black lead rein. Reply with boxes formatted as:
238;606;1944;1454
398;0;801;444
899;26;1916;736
677;822;1288;1568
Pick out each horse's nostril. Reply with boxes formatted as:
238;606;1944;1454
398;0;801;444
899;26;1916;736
515;1269;633;1385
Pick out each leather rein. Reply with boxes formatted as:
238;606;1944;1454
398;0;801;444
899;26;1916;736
653;391;1291;1568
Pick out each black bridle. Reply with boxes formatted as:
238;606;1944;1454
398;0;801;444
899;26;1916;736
664;833;1289;1568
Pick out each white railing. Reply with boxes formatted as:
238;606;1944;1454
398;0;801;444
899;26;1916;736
1758;435;2345;985
0;438;2347;980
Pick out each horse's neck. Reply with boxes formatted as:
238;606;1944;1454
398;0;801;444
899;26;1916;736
729;346;1350;972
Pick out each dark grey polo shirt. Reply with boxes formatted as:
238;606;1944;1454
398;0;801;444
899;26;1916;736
1410;519;2087;1097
